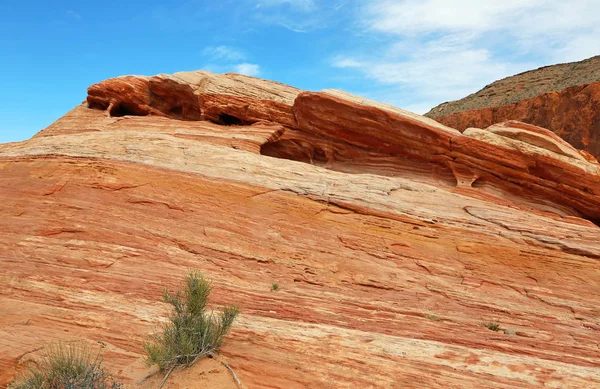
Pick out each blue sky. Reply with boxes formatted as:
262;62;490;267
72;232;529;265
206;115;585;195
1;0;599;143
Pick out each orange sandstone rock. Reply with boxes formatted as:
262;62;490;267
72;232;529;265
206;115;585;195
1;71;599;389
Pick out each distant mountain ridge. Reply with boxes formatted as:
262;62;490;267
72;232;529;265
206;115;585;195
426;55;600;159
426;55;600;118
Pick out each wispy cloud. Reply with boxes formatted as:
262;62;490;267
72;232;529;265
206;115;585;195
253;0;351;32
66;10;82;20
202;46;246;61
149;0;343;34
256;0;316;12
147;0;357;37
331;34;532;112
234;63;261;77
201;45;261;77
363;1;541;35
331;0;600;113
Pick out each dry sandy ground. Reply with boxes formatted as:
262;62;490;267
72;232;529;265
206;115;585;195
132;357;242;389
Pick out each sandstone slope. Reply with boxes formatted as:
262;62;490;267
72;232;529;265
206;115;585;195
1;71;600;388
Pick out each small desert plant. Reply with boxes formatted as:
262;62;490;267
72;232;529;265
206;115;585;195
9;341;122;389
144;270;239;371
271;283;279;291
425;313;442;322
481;320;501;332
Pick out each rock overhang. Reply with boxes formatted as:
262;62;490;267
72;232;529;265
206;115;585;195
79;71;600;224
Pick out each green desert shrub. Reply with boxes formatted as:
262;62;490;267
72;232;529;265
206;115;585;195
481;320;501;332
144;270;239;371
9;341;122;389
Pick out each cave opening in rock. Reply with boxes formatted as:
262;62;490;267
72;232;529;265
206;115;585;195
110;103;147;117
168;105;183;118
218;113;244;126
260;140;312;164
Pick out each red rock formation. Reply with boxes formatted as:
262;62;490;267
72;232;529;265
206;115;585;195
1;71;600;388
87;75;202;120
433;82;600;159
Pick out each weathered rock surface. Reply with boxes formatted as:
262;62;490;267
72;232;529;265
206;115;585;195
84;71;299;125
1;71;600;388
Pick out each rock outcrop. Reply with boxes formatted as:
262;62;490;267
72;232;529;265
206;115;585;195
426;56;600;159
1;71;600;388
426;55;600;118
431;82;600;159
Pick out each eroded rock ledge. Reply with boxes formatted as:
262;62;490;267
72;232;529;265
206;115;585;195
72;72;600;223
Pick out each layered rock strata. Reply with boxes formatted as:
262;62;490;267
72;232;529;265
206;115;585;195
1;71;599;388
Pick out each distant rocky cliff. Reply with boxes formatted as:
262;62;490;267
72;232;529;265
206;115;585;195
426;56;600;159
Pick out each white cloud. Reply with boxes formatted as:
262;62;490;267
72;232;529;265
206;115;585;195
234;63;261;77
331;57;363;68
202;46;246;61
363;1;543;35
201;46;261;77
332;0;600;113
332;40;529;112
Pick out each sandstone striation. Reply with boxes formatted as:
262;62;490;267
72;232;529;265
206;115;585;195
1;71;600;388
